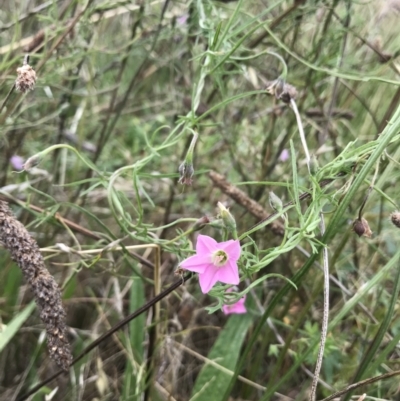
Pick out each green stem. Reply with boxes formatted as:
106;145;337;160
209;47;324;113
221;104;400;401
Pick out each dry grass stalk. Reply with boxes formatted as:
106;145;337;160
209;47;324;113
0;201;72;370
208;170;284;235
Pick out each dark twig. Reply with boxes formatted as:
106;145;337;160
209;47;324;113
16;273;192;401
319;369;400;401
208;170;348;235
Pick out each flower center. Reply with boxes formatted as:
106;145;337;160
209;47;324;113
211;250;228;267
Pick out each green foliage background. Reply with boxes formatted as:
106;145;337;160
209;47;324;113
1;0;400;400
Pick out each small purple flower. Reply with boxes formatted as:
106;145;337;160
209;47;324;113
10;155;24;170
279;149;289;162
177;14;188;25
222;289;247;315
180;235;241;293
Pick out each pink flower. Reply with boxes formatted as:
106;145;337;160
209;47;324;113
279;149;290;162
10;155;24;170
222;291;247;315
180;235;241;294
177;14;189;25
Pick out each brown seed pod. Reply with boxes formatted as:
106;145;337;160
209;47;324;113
265;78;298;103
353;217;372;238
390;211;400;229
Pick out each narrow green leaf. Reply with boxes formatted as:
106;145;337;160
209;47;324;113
226;104;400;401
0;301;35;352
343;254;400;401
191;313;253;400
122;277;146;399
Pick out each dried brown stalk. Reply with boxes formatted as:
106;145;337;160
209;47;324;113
0;201;72;371
208;170;285;235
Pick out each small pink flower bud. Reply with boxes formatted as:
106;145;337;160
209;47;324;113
15;64;37;93
10;155;24;170
279;149;289;162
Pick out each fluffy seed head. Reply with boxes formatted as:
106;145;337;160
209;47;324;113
15;64;37;93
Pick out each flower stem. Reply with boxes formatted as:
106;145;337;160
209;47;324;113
290;98;311;172
310;215;330;401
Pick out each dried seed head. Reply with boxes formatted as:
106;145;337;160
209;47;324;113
279;83;298;103
0;201;72;370
23;154;42;171
15;64;37;93
174;266;185;277
353;218;372;238
178;161;194;185
390;211;400;229
265;78;297;103
266;78;285;98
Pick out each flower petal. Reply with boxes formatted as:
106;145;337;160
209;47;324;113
198;266;219;293
196;235;218;254
216;261;239;285
222;304;232;315
220;239;241;262
180;254;211;273
222;299;246;315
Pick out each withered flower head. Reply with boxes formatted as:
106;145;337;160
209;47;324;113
280;83;298;103
266;77;285;98
265;78;297;103
178;161;194;185
390;211;400;229
353;218;372;238
23;154;42;171
15;64;37;93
